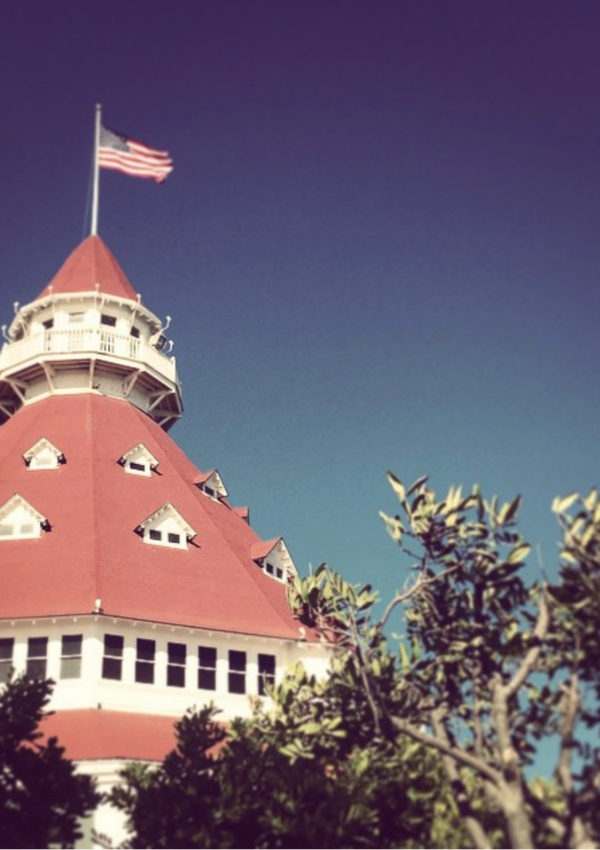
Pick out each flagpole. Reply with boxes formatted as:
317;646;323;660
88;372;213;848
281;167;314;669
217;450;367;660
90;103;101;236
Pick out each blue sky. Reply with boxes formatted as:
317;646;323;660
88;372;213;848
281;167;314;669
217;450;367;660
1;0;599;606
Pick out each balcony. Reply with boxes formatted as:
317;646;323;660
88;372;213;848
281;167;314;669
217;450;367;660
0;327;178;386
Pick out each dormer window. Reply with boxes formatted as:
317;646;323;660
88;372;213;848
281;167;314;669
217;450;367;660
0;494;49;540
195;469;228;501
119;443;159;477
250;537;296;584
136;503;196;550
23;438;65;470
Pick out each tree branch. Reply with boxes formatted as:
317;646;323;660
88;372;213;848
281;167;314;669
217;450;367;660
431;709;493;850
377;564;459;632
504;587;549;698
390;714;502;785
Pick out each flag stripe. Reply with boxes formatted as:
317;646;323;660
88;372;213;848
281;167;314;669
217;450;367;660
98;149;173;172
98;155;173;178
97;123;173;184
98;159;171;183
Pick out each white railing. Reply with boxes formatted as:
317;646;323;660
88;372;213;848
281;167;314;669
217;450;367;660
0;328;178;384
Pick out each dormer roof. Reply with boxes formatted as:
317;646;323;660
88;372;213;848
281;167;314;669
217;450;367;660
35;235;139;302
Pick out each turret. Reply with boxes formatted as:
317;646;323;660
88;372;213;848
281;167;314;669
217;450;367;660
0;235;182;429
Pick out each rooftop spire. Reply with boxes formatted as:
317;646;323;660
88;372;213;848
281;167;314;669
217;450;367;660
36;235;139;302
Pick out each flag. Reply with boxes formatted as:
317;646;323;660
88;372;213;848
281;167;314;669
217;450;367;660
98;125;173;183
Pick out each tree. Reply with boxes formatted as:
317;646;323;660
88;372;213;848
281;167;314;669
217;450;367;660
0;674;99;849
286;474;600;849
111;702;463;848
112;475;600;849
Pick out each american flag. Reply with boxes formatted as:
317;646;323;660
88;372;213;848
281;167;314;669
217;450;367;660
98;125;173;183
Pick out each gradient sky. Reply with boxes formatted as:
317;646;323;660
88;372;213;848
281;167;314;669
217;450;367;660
1;1;599;608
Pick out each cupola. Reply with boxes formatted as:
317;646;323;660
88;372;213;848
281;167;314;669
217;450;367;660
0;236;182;429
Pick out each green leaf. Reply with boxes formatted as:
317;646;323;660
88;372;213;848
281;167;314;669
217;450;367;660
386;471;406;502
407;474;429;497
552;492;578;514
506;543;531;565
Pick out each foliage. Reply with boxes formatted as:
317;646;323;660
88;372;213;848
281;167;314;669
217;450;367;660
287;474;600;849
0;673;99;848
113;473;600;849
111;699;463;849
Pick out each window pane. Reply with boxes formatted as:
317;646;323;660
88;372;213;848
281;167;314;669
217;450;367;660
258;653;276;696
0;660;12;681
102;657;122;680
199;646;216;667
135;661;154;684
28;637;47;657
149;529;161;541
198;668;216;690
0;638;13;660
137;639;155;661
229;650;246;671
104;634;123;655
168;643;186;664
129;461;146;472
62;634;82;656
167;665;185;688
60;657;81;679
26;658;47;679
101;314;117;326
228;672;245;694
167;532;180;544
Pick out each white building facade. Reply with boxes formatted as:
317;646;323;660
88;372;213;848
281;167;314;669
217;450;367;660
0;235;329;847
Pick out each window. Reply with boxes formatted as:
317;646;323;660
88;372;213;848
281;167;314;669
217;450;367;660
69;312;84;324
100;314;117;327
120;444;159;477
42;318;54;330
228;650;246;694
196;470;228;500
258;654;276;696
27;637;48;678
138;502;195;550
167;642;186;687
130;326;140;339
60;634;82;678
135;639;155;684
0;638;14;681
198;646;216;690
102;634;123;680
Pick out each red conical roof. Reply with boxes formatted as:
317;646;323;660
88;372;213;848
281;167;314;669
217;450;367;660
36;235;139;301
0;394;307;640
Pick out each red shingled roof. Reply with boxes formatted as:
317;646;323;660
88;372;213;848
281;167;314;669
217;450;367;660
0;394;307;640
36;235;139;301
40;709;178;761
